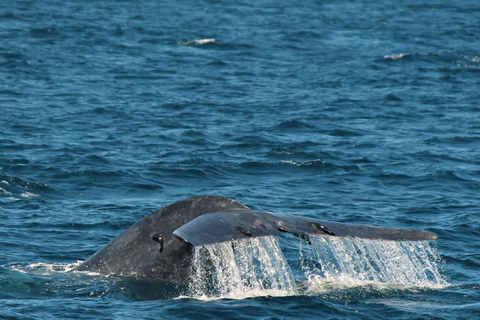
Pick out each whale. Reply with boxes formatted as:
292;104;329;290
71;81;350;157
75;195;438;283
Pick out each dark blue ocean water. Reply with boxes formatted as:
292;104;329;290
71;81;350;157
1;0;480;318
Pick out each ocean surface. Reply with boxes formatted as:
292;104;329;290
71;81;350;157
1;0;480;318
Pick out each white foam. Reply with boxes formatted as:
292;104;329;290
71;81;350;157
20;192;40;199
178;39;218;46
6;261;82;274
0;187;13;196
384;53;410;60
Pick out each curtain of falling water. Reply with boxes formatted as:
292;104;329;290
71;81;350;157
188;236;298;299
187;235;447;299
300;236;447;290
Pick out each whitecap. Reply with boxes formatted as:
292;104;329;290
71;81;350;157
178;38;220;46
384;53;410;60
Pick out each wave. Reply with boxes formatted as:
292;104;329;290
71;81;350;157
382;51;480;70
177;39;226;49
0;174;53;199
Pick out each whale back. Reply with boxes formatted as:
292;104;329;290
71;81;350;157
75;195;250;281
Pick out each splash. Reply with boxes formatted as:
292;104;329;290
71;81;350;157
188;236;298;300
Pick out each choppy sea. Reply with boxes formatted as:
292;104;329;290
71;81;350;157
1;0;480;319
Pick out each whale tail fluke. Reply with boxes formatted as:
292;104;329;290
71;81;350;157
173;209;438;246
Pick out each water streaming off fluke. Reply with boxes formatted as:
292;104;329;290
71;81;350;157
188;235;447;299
189;236;298;299
299;236;447;294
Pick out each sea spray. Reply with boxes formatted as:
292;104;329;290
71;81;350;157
188;236;298;299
